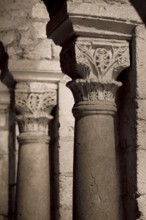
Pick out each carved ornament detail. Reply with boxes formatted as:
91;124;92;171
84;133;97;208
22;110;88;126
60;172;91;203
67;79;121;103
15;82;57;133
61;39;130;103
60;40;130;81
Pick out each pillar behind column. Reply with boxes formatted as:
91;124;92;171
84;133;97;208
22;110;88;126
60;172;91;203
15;81;57;220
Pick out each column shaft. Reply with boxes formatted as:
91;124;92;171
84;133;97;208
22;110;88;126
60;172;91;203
16;135;50;220
73;104;120;220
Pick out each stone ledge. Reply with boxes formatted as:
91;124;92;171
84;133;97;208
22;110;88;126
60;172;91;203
47;2;143;45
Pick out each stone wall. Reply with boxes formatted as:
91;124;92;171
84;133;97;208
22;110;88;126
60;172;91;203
117;24;146;220
0;0;61;71
57;77;74;220
135;25;146;220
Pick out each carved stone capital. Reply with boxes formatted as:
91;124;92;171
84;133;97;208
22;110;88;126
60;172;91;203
15;82;57;134
67;79;121;103
60;39;130;81
61;38;130;105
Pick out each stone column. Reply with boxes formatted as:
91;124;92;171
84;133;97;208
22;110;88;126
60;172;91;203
60;39;130;220
0;82;10;220
15;81;57;220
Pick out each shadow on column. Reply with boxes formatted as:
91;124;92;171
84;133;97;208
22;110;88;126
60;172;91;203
116;46;140;219
0;41;16;220
49;105;60;220
8;89;16;220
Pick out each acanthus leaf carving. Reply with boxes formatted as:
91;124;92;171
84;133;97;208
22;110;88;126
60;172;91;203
67;79;122;103
60;39;130;82
15;82;57;133
61;39;130;104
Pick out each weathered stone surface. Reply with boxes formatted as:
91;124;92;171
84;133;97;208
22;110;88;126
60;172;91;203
32;2;49;19
0;82;9;219
0;1;37;11
58;78;74;219
137;100;146;121
58;81;74;139
60;208;72;220
7;46;22;59
18;23;30;31
0;83;10;129
0;31;18;46
0;131;9;154
0;10;31;31
135;25;146;99
137;120;146;150
0;113;6;128
137;195;146;220
19;30;34;46
134;25;146;219
15;82;57;133
0;0;64;219
59;176;73;207
16;141;50;220
52;43;61;60
137;150;146;195
32;21;48;38
60;38;129;220
23;39;52;60
59;140;73;173
47;2;131;217
73;112;121;220
9;59;61;72
67;2;141;22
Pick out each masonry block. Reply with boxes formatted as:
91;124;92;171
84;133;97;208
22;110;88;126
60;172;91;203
23;39;52;60
137;150;146;195
52;44;61;60
0;10;30;31
60;207;72;220
7;46;22;59
59;175;73;207
32;21;48;39
59;140;73;174
9;59;61;72
20;30;34;46
32;2;49;19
